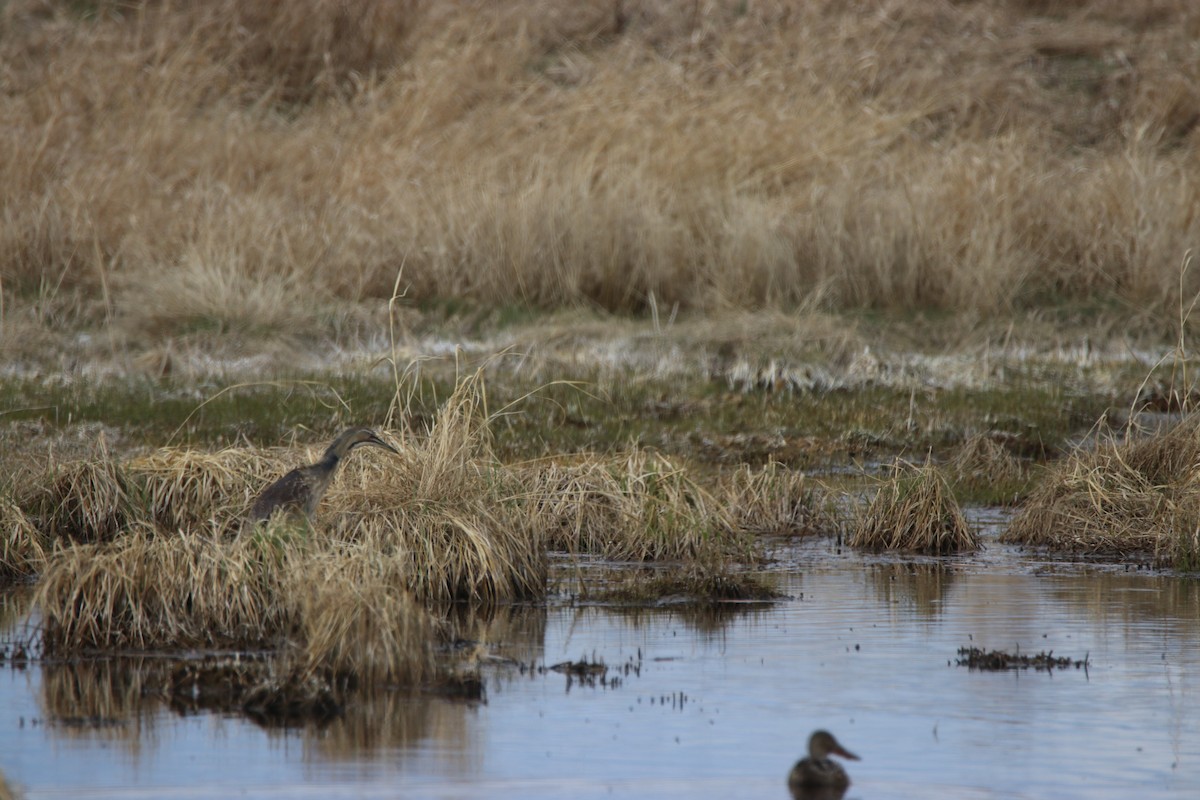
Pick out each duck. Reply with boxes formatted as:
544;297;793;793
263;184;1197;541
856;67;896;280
787;729;860;797
249;428;398;523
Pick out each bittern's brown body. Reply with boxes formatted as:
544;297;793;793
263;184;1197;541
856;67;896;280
250;428;398;523
787;730;860;796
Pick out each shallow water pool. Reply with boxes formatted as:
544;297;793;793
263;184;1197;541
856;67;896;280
2;537;1198;799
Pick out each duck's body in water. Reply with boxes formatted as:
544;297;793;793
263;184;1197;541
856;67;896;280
249;428;398;523
788;730;860;798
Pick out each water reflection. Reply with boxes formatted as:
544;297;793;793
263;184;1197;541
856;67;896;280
40;659;158;744
867;562;955;618
3;555;1200;799
609;602;777;639
1043;570;1200;629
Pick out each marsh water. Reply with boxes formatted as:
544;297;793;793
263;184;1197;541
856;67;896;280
2;530;1198;799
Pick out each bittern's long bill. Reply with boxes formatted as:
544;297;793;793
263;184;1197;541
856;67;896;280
249;428;398;523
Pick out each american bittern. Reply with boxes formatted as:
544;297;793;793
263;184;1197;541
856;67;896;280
788;730;860;796
250;428;398;523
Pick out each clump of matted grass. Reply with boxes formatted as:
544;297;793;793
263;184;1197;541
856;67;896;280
945;432;1032;505
327;370;548;605
850;461;978;554
35;526;297;653
1003;415;1200;568
34;516;440;686
717;461;830;536
30;370;524;684
0;495;49;579
19;453;139;544
126;447;283;533
522;446;750;563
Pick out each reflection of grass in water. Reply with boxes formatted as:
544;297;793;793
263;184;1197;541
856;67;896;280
40;659;154;740
866;563;955;618
597;563;782;605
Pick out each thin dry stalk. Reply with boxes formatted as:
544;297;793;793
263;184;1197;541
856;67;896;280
851;461;978;554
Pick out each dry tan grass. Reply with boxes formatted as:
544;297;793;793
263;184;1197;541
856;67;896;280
35;527;295;652
718;462;828;536
1003;416;1200;567
850;461;979;554
0;495;49;579
946;433;1032;504
3;1;1200;338
20;455;138;543
28;371;538;683
522;447;749;562
326;371;549;605
128;447;282;531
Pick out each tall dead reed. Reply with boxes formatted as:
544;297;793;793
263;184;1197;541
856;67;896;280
1003;416;1200;568
850;461;978;554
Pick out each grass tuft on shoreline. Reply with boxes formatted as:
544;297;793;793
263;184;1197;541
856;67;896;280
1003;415;1200;569
850;461;978;554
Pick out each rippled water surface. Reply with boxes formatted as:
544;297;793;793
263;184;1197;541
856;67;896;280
3;538;1198;799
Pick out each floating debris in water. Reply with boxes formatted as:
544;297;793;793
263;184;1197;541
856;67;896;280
537;650;644;691
955;646;1089;672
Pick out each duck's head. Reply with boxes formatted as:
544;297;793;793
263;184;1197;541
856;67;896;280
808;730;860;762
